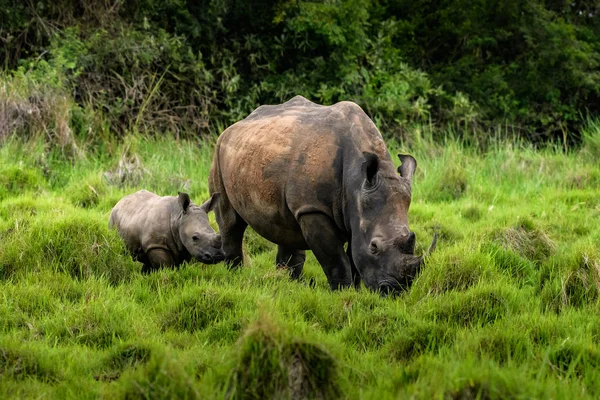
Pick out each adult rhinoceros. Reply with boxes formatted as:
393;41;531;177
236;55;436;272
209;96;436;294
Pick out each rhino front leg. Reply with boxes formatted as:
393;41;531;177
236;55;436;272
298;213;352;290
346;243;362;290
142;249;175;274
276;246;306;280
215;196;247;268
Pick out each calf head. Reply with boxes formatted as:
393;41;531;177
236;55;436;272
178;192;224;264
351;153;437;295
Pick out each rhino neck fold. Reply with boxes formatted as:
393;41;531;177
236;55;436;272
170;210;188;258
342;156;364;240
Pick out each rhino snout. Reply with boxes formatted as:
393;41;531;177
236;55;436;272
196;247;225;264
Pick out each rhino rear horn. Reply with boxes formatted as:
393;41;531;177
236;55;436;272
397;154;417;182
178;192;191;213
201;192;221;213
418;231;438;267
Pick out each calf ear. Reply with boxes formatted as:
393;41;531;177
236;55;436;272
200;192;221;213
178;192;191;213
362;152;379;186
397;154;417;182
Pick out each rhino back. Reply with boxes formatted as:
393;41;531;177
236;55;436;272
110;190;177;253
214;96;393;245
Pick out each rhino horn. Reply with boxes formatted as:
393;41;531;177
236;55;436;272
418;231;438;266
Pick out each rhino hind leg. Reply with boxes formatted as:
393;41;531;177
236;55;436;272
298;213;353;290
141;249;175;274
276;246;306;280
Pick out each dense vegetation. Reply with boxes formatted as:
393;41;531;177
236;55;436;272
1;0;599;144
1;129;600;398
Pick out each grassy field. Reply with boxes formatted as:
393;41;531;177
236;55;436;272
1;124;600;399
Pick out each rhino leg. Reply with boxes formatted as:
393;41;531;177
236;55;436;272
299;214;352;290
346;243;362;290
276;246;306;280
141;249;175;274
216;200;247;268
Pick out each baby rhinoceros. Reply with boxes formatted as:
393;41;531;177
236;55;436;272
109;190;224;273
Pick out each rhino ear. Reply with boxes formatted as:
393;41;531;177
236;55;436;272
200;192;221;213
362;152;379;186
397;154;417;182
178;192;191;213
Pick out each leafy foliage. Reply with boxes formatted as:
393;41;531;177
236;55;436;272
1;0;597;142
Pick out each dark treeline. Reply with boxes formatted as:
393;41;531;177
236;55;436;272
1;0;598;144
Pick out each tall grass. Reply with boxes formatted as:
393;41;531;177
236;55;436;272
1;120;600;398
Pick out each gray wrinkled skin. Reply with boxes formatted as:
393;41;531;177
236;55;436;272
109;190;223;273
209;95;436;294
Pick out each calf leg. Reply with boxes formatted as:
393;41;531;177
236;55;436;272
298;213;352;290
142;249;175;274
276;246;306;280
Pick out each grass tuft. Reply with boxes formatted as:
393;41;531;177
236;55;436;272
162;288;237;333
112;349;201;399
412;245;492;296
540;244;600;312
494;218;555;264
387;320;454;361
65;172;109;208
40;298;135;348
0;164;46;201
419;285;518;327
470;327;532;364
485;242;536;284
0;340;59;383
547;339;600;378
226;314;341;400
106;342;153;371
0;206;138;283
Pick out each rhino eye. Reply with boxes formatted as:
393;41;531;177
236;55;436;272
192;235;199;241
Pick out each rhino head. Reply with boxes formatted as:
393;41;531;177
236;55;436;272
351;153;437;295
177;192;225;264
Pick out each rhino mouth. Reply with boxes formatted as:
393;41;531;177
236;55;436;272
197;251;225;264
378;281;404;296
377;232;439;296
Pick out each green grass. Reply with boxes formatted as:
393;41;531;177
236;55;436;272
1;129;600;399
